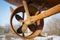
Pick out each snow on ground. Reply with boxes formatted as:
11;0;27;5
0;35;60;40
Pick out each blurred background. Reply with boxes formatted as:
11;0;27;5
0;0;60;40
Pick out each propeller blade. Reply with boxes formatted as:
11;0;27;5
15;15;23;20
23;0;30;18
17;26;22;33
35;11;40;25
22;24;27;33
15;15;24;22
35;11;39;15
10;7;14;13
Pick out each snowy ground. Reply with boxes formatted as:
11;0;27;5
0;35;60;40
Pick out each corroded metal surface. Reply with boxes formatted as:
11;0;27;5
10;4;44;39
10;4;60;39
5;0;60;39
5;0;60;7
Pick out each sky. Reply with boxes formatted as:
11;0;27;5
0;0;17;26
0;0;60;26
